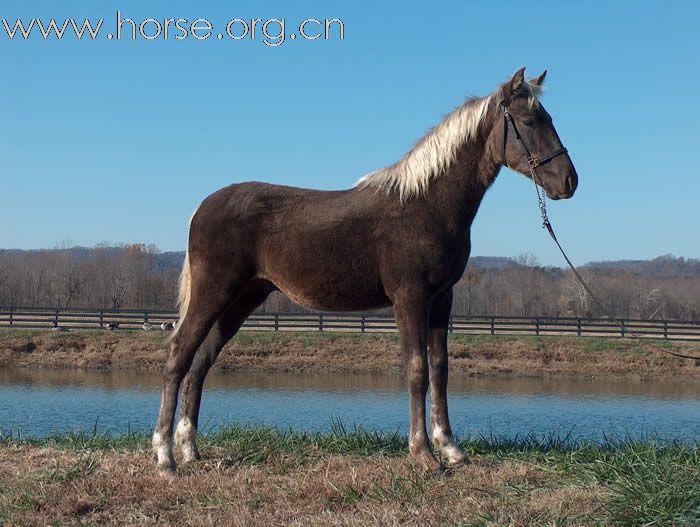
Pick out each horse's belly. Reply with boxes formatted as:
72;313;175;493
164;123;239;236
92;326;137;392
264;269;390;311
281;286;390;312
259;252;390;311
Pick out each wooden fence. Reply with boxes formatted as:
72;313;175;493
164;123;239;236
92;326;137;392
1;307;699;341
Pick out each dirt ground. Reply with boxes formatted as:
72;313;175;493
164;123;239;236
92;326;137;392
0;329;698;381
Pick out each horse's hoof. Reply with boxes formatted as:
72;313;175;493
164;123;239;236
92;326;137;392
439;446;469;466
410;451;442;473
157;462;177;477
181;449;201;464
446;453;470;467
155;454;177;475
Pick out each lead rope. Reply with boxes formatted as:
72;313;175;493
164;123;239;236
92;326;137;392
527;163;700;361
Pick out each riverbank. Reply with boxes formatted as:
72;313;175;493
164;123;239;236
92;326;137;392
0;329;698;381
1;426;697;526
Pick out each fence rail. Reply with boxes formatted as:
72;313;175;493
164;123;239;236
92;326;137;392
1;307;699;341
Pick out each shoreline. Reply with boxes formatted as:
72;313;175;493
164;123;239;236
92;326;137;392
0;329;698;382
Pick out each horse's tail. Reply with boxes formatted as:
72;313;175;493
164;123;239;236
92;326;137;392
169;249;191;342
169;203;203;343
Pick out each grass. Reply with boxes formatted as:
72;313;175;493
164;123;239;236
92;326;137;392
1;425;698;526
253;330;681;362
448;333;656;355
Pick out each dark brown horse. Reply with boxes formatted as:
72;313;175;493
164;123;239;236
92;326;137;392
153;68;578;473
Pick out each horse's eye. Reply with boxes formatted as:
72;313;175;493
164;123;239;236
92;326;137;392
522;118;536;127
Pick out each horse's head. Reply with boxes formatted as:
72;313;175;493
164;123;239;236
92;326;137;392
497;68;578;200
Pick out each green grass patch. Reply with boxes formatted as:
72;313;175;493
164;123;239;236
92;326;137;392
48;452;99;482
7;429;151;451
463;433;700;526
449;334;524;346
0;328;43;342
203;421;408;468
230;331;400;348
584;441;700;526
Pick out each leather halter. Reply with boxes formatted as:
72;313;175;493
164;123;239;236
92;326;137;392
499;96;568;171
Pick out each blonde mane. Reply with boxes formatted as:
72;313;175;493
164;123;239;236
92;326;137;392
356;81;542;200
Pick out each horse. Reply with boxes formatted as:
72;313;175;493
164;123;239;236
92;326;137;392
153;67;578;473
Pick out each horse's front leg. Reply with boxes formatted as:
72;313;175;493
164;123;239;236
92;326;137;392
394;290;441;472
428;289;468;465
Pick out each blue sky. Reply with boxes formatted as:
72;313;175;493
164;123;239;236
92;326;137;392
1;0;698;265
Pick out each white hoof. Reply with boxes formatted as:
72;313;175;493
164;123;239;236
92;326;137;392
153;431;176;472
431;426;468;465
174;417;200;463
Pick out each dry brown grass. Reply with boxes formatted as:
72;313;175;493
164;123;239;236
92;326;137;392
0;444;606;526
0;329;698;381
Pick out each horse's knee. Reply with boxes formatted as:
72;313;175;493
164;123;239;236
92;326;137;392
407;352;428;389
428;349;447;371
163;340;199;383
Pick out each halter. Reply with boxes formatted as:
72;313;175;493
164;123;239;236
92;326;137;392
499;96;568;173
499;96;569;234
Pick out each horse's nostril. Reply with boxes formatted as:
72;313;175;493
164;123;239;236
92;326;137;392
566;173;575;193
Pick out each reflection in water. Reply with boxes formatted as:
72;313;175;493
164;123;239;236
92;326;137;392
1;368;699;441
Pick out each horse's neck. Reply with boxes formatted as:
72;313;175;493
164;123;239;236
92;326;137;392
421;117;501;233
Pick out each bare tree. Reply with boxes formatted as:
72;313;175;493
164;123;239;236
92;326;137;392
453;267;482;317
560;269;592;318
52;244;87;307
631;286;663;319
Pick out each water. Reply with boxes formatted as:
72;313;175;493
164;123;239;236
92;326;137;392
1;368;698;442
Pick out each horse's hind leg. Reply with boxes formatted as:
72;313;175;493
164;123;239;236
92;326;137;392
428;289;467;465
175;280;272;463
152;273;242;473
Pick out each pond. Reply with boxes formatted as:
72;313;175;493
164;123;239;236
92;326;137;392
1;368;698;442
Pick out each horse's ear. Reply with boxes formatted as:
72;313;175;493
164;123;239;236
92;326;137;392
506;67;526;97
529;69;547;86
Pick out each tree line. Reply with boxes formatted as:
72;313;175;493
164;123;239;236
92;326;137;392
0;246;697;321
0;244;179;312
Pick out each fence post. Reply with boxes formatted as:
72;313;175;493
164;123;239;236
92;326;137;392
99;310;103;327
621;320;625;338
361;315;365;333
144;312;149;324
664;320;668;339
535;317;540;336
53;309;59;328
9;307;13;327
274;313;279;331
490;317;495;336
319;314;324;332
577;318;581;337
